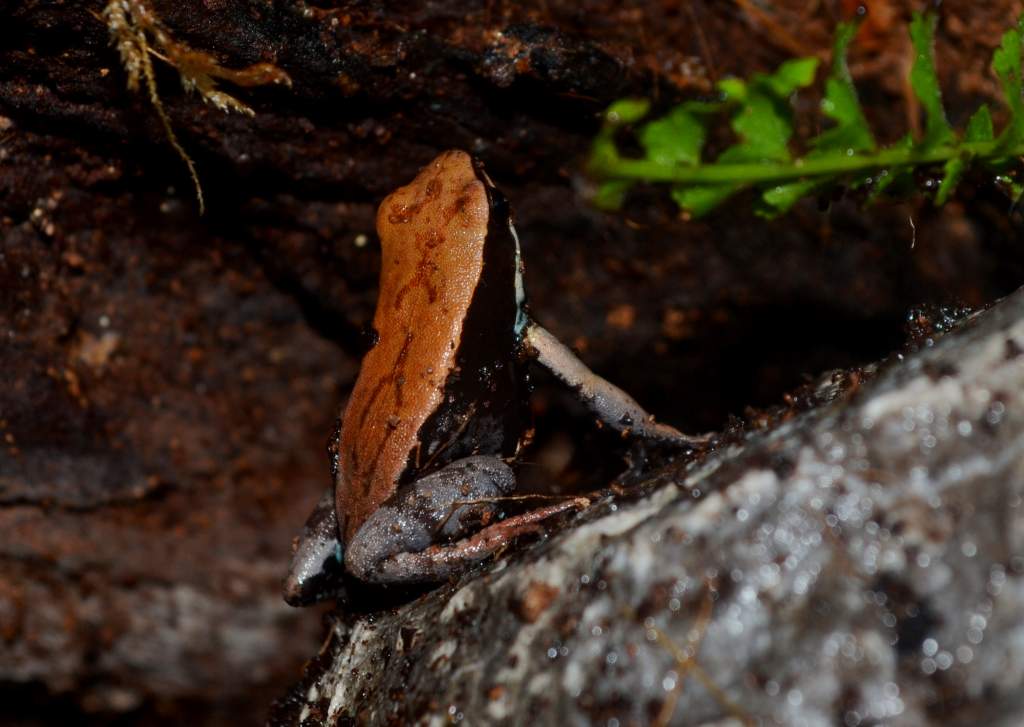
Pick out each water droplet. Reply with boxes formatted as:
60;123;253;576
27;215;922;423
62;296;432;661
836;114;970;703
990;565;1007;587
388;206;413;224
987;401;1006;425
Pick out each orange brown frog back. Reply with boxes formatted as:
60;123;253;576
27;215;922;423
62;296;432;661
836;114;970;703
336;150;492;541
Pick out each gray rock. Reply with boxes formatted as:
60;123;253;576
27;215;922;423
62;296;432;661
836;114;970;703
274;287;1024;727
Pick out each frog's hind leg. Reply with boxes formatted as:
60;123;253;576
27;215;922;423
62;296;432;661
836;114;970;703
283;487;347;606
360;499;584;584
345;455;584;584
524;322;708;448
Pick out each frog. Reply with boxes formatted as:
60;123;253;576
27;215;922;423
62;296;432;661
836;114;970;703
283;150;697;606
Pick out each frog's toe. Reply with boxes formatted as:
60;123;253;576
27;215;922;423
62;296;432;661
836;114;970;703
283;488;346;606
283;540;345;606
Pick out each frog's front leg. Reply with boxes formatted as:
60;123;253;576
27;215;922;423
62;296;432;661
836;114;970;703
523;322;707;448
345;455;584;584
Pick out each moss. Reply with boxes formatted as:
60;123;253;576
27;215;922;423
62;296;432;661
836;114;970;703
103;0;292;214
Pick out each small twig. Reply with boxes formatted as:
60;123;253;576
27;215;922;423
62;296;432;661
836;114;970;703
685;0;718;85
650;580;756;727
732;0;817;59
139;34;205;215
455;494;593;505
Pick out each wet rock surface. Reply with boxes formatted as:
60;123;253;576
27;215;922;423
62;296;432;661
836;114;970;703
272;287;1024;726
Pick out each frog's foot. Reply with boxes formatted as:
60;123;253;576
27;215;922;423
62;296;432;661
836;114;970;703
524;322;706;449
283;487;347;606
345;455;582;584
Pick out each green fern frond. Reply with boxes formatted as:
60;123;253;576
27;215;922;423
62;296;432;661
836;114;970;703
589;13;1024;219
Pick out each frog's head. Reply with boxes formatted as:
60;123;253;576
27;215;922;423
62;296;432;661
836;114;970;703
376;150;489;272
374;149;527;337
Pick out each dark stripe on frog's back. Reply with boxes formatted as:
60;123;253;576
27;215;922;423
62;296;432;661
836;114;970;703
403;162;528;483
